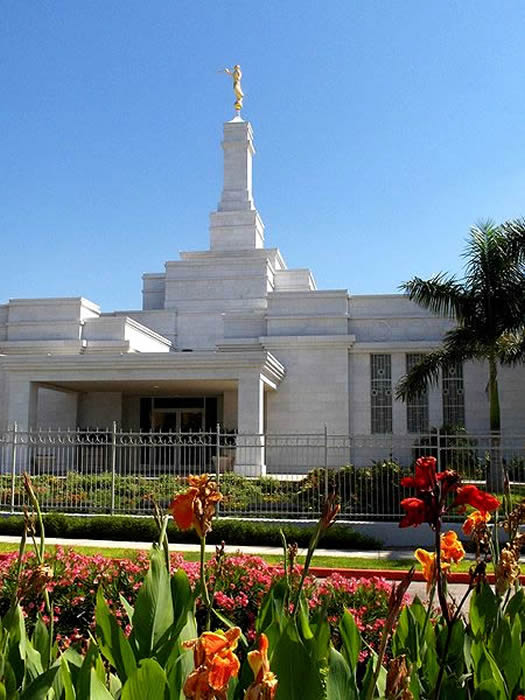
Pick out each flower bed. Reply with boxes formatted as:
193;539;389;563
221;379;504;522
0;460;523;699
0;547;395;655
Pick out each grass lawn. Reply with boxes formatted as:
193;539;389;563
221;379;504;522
0;541;475;573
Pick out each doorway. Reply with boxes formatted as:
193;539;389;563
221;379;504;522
151;408;204;433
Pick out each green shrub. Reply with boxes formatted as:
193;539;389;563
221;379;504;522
0;513;380;549
294;461;410;516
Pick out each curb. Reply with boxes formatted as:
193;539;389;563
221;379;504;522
308;566;525;585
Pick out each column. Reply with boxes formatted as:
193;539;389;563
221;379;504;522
7;378;39;430
235;371;265;476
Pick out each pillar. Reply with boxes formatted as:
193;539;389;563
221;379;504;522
7;378;39;430
235;371;265;476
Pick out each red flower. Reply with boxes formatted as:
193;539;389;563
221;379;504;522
399;498;430;528
453;485;500;513
401;456;436;491
436;470;460;496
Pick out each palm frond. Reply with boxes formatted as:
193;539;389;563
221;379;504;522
395;349;445;401
395;334;479;402
497;330;525;366
463;221;510;290
441;325;485;360
400;274;469;320
498;218;525;265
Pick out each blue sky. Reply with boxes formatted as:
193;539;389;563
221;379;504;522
2;1;525;310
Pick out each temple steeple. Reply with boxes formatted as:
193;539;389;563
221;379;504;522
209;118;265;250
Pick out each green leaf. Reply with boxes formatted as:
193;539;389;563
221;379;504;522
170;569;192;639
256;580;287;635
119;594;135;623
472;678;506;699
503;616;522;695
88;667;114;700
211;608;248;647
326;647;357;700
109;673;122;697
505;588;524;622
3;661;17;698
19;664;59;700
339;611;361;678
392;605;409;657
309;618;331;664
272;620;323;700
31;618;50;671
95;587;137;682
359;653;383;700
470;584;498;639
60;657;76;700
0;682;5;700
131;548;174;659
165;609;197;700
121;659;168;700
437;619;465;673
24;642;44;683
76;643;102;700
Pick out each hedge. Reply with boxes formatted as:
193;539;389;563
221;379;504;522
0;513;380;550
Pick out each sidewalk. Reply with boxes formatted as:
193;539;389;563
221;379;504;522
0;534;465;561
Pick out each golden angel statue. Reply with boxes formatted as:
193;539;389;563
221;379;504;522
221;64;244;112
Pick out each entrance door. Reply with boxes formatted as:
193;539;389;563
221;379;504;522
152;408;204;433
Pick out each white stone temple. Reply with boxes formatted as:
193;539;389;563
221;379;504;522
1;110;524;474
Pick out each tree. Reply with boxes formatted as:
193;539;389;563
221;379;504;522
395;219;525;490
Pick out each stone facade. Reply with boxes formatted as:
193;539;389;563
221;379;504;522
1;114;524;474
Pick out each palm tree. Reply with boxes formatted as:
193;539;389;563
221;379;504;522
395;219;525;490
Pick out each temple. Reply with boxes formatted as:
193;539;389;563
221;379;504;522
1;110;524;474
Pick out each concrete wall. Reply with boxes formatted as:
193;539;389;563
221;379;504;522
265;345;349;435
37;388;78;428
78;392;122;428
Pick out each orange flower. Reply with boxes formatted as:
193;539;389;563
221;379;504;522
462;509;491;536
183;628;241;699
440;531;465;564
245;634;278;700
414;548;450;592
171;474;223;538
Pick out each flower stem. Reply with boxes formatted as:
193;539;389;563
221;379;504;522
200;536;212;631
292;521;321;617
435;522;450;625
12;522;27;606
420;579;436;645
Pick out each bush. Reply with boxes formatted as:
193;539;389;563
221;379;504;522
294;461;410;517
0;513;380;549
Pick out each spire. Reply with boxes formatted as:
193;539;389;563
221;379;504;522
209;118;265;250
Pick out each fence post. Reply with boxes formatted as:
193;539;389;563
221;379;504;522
110;421;117;515
215;423;221;517
10;423;18;514
324;424;329;499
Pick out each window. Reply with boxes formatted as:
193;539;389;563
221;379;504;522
406;353;429;433
442;361;465;428
371;354;392;433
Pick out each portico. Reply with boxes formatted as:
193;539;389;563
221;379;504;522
2;350;284;475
